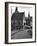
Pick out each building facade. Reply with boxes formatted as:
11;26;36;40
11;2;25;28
11;7;24;30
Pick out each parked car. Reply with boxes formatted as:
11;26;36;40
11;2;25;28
24;25;32;29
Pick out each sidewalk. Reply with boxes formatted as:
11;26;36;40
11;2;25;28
11;29;23;35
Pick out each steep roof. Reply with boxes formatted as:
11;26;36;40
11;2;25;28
11;7;24;20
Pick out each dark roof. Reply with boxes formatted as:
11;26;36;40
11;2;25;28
11;12;24;20
11;7;24;20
